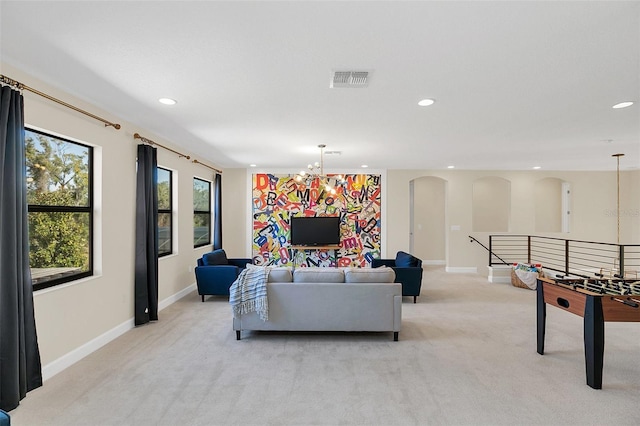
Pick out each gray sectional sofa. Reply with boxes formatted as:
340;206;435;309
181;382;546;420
232;267;402;341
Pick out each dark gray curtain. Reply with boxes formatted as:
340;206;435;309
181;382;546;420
0;85;42;411
213;172;222;250
134;144;158;326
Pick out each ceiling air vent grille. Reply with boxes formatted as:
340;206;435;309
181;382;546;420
330;70;369;88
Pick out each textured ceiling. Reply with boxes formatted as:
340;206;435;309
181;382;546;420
1;1;638;171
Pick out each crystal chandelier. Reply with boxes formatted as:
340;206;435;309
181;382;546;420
295;144;345;195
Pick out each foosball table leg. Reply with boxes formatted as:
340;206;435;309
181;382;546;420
584;295;604;389
536;281;546;355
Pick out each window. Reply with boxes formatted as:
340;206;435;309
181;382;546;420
25;128;93;290
193;177;211;248
158;167;173;256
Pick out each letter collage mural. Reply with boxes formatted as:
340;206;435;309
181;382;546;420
252;173;381;267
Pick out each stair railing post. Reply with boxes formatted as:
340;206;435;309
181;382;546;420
565;239;570;276
489;235;493;266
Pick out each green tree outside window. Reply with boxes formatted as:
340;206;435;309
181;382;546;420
25;128;92;289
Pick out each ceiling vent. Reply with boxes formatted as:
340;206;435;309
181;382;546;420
330;71;369;88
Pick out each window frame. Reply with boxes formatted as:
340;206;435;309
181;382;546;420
25;127;94;291
157;166;173;257
193;177;212;248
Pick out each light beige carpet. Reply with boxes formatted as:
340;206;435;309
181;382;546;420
10;267;640;425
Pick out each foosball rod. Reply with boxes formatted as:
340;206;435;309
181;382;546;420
553;277;623;295
552;275;640;294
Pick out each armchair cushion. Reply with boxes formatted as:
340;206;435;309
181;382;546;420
202;249;229;266
395;250;421;268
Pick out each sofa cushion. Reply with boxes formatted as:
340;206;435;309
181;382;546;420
268;267;293;282
293;268;344;283
395;251;420;267
344;266;396;283
202;249;228;266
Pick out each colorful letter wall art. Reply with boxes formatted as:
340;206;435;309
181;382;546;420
252;173;381;267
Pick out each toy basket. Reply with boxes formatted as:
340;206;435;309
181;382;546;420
511;263;542;290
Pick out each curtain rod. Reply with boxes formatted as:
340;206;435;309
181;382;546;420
192;159;222;174
1;74;121;130
134;133;190;159
133;133;222;174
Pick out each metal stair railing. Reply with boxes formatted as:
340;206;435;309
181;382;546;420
474;235;640;279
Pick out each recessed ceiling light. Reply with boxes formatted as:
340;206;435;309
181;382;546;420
158;98;177;105
447;165;455;169
249;164;257;167
612;101;633;109
533;166;541;170
418;98;435;107
361;164;368;168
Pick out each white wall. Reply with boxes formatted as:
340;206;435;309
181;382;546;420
471;176;511;232
387;169;640;275
220;168;248;258
412;176;446;263
534;177;563;233
620;170;639;244
3;63;222;373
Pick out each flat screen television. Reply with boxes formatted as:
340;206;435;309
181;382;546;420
290;216;341;246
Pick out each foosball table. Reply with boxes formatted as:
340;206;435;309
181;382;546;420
536;276;640;389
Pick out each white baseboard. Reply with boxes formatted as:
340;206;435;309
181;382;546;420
42;282;197;381
42;317;134;381
424;260;446;265
445;266;478;274
158;283;197;311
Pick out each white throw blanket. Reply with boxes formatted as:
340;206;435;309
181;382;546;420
229;265;269;321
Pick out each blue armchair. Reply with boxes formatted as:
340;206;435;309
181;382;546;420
372;251;423;303
195;249;252;301
0;409;10;426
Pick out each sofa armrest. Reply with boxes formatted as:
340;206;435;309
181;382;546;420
228;258;252;268
391;267;423;283
390;267;423;300
372;259;395;268
195;265;241;286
